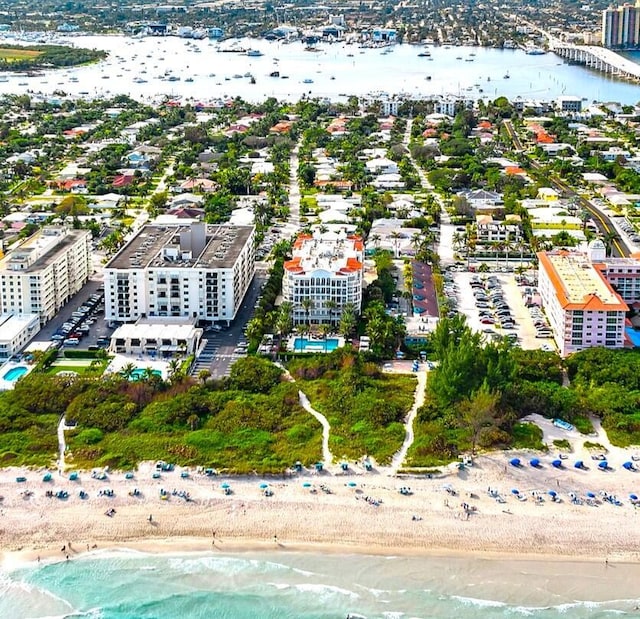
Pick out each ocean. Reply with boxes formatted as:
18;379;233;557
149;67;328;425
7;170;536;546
0;35;639;104
1;549;639;618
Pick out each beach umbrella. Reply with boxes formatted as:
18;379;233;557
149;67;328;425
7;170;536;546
221;483;230;489
511;488;520;495
259;483;269;489
530;458;540;468
551;460;562;468
510;458;521;467
623;461;634;470
348;481;357;488
574;461;584;469
548;490;557;497
586;492;596;498
598;461;609;470
630;493;638;500
302;482;312;488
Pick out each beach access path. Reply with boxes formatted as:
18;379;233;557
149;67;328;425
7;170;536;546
298;390;333;466
389;368;427;474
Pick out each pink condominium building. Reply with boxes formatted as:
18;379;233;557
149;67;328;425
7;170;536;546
537;242;630;357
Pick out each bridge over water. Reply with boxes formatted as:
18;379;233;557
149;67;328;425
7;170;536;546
551;41;640;81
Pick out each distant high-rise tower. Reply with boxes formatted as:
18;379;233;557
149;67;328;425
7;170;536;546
602;1;640;49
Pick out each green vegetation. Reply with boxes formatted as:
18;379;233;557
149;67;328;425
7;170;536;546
288;349;416;463
0;44;106;71
553;439;571;451
0;357;323;473
584;441;606;451
512;422;546;451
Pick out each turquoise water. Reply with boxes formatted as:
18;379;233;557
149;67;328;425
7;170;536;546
3;365;27;381
625;326;640;347
294;338;339;352
130;368;162;381
2;550;639;618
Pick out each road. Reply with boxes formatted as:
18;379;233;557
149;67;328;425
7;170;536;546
502;120;629;257
194;266;268;379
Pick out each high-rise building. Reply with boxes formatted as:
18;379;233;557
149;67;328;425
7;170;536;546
537;241;631;356
602;1;640;49
104;223;255;325
0;227;92;324
283;228;364;325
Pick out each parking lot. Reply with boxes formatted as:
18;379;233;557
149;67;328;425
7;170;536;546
30;279;115;351
452;270;556;351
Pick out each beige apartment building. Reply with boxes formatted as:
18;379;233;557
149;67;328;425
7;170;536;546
0;227;92;325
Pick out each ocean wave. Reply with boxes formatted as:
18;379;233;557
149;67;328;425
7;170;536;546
166;555;314;577
451;595;506;608
0;571;76;611
294;583;360;599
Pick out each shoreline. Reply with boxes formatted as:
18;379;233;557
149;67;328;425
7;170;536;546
5;538;640;610
2;452;640;574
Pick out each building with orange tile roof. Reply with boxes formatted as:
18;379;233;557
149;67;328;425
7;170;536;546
537;240;629;356
283;227;364;325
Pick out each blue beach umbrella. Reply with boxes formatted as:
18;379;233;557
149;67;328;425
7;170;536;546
630;493;638;500
548;490;557;497
586;492;596;498
598;461;609;470
510;458;521;467
551;460;562;468
622;461;634;470
574;461;584;469
530;458;540;468
259;483;269;489
348;481;357;488
511;488;520;495
302;482;312;488
221;483;230;489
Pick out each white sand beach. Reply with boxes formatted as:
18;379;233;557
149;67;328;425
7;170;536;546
2;437;640;574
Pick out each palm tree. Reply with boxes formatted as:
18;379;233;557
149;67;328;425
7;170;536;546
120;362;136;381
602;231;619;257
275;301;294;357
325;299;338;327
390;230;402;258
198;369;211;385
319;323;332;352
339;303;357;339
168;359;183;383
300;297;314;328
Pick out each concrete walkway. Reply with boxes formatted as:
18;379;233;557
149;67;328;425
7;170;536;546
389;369;428;474
57;416;67;474
276;362;334;465
298;391;333;466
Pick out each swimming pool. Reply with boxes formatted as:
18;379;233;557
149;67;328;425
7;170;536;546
626;327;640;347
130;368;163;381
3;366;28;382
293;337;340;353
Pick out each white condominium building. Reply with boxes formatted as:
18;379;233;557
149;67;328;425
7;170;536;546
283;228;364;325
104;223;255;324
537;242;628;357
0;227;92;324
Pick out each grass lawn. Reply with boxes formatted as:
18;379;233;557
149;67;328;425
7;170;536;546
46;360;108;376
0;48;42;61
